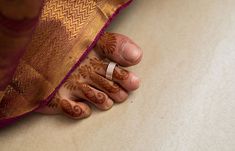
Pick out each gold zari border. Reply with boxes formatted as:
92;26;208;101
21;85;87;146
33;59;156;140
0;0;131;119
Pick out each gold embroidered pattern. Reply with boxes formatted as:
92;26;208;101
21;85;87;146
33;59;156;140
0;0;131;121
42;0;96;40
0;0;97;119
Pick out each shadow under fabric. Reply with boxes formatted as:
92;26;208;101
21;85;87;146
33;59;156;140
0;0;132;128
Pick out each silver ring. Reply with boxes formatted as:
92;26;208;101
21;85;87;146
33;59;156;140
106;62;117;80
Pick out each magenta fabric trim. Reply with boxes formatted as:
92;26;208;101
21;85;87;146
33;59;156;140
0;0;133;129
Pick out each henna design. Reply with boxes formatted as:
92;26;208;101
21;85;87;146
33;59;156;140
90;57;106;71
78;65;92;79
47;93;61;109
80;83;106;104
60;99;82;118
90;73;120;93
63;74;81;91
113;68;129;80
98;32;117;54
63;73;106;104
89;57;129;81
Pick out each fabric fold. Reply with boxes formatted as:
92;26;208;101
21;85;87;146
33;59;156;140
0;0;132;128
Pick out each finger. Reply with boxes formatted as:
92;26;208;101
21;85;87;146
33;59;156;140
95;32;143;67
60;99;91;119
89;72;128;103
36;95;91;120
89;57;140;91
63;78;113;110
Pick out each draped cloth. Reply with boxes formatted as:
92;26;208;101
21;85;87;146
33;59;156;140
0;0;132;128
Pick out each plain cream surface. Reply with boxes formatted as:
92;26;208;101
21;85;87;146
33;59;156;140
0;0;235;150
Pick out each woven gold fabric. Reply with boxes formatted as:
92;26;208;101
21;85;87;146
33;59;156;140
0;0;130;120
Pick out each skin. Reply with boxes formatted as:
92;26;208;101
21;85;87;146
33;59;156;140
36;32;143;119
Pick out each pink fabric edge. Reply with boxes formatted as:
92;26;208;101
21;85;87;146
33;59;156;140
0;0;133;129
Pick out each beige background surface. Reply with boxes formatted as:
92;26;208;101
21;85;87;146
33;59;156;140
0;0;235;150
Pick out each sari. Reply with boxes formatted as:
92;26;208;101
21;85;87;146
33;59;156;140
0;0;132;128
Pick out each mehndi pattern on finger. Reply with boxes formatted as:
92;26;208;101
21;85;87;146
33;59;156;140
78;65;92;79
60;99;82;118
80;83;106;104
47;93;61;109
90;73;120;93
98;32;117;55
63;74;81;91
89;57;106;71
113;68;129;80
63;73;106;104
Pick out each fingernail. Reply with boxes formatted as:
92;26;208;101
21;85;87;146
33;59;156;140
130;75;140;90
121;42;141;63
104;99;113;110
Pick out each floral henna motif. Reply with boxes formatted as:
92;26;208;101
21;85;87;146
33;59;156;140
98;32;117;54
113;68;129;80
63;73;105;104
90;57;106;71
90;73;120;93
63;74;81;91
80;83;106;104
78;65;92;79
60;99;82;118
90;57;129;81
47;93;61;109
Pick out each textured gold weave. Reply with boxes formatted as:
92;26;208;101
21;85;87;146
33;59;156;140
0;0;130;119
